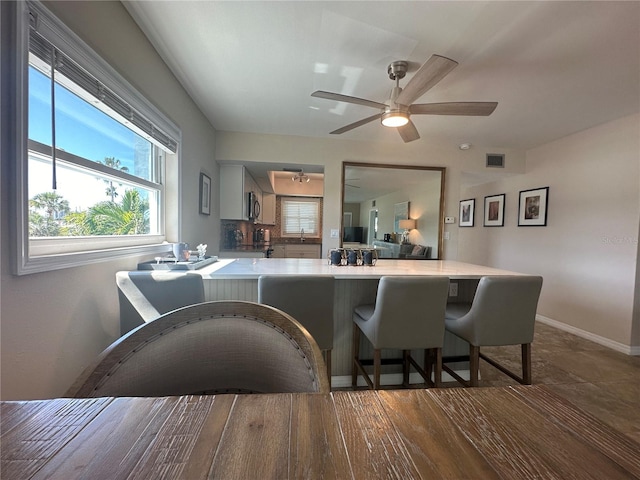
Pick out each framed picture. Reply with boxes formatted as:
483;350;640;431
394;201;409;233
484;194;505;227
199;173;211;215
518;187;549;226
459;199;475;227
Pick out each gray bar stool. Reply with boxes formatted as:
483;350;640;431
444;275;543;387
116;271;205;335
352;276;450;389
258;275;335;380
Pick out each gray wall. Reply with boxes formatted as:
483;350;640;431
1;1;219;400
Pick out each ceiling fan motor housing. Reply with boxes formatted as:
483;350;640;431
387;60;408;80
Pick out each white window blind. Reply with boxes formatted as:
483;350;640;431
282;198;320;236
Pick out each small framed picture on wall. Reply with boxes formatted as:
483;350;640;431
484;194;505;227
459;198;475;227
199;173;211;215
518;187;549;226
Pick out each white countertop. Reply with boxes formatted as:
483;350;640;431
195;258;525;280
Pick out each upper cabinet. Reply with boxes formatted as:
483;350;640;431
220;165;261;221
261;193;276;225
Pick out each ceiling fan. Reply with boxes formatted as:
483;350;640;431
311;55;498;143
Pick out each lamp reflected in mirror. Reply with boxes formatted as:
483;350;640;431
399;219;416;244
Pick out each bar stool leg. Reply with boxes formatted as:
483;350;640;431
469;345;480;387
352;324;360;387
402;350;410;387
373;349;382;389
522;343;532;385
434;348;442;388
424;349;433;385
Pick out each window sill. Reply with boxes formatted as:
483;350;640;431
15;242;172;276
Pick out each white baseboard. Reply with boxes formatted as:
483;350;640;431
536;314;639;356
331;370;470;389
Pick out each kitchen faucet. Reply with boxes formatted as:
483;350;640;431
300;228;305;242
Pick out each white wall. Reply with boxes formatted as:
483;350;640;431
459;114;640;351
1;1;219;400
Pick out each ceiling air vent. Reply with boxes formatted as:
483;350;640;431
486;153;505;168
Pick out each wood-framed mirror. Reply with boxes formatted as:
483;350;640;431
341;162;445;259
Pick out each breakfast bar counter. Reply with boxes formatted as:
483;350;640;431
195;258;525;280
185;258;530;385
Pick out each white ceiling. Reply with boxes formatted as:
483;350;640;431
124;1;639;152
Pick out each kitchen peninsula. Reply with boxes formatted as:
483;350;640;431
197;258;522;279
188;258;528;386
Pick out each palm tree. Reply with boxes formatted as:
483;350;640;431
98;157;129;202
29;191;70;237
29;211;60;237
60;211;90;236
86;189;149;235
29;191;70;220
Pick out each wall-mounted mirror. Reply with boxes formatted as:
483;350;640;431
342;162;445;259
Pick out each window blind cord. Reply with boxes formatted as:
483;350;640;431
50;48;57;190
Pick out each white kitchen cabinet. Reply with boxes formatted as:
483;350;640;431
220;165;261;221
270;245;286;258
218;251;265;259
261;193;276;225
219;165;247;220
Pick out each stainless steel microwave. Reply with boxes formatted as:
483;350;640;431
247;192;261;220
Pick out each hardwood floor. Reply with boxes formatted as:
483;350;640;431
448;322;640;443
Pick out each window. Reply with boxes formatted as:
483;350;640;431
10;1;181;274
281;197;321;238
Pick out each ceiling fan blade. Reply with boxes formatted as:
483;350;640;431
410;102;498;116
312;91;387;110
397;120;420;143
330;113;382;135
395;55;458;106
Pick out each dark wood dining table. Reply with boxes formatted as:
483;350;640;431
2;385;639;479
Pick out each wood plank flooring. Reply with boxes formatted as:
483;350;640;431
344;322;640;444
475;323;640;444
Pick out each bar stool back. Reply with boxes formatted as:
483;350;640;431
258;275;335;380
352;276;450;389
444;275;543;387
116;271;205;335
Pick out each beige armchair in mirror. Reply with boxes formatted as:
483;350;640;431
341;162;445;259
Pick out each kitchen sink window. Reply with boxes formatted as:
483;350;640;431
9;1;180;274
281;197;321;238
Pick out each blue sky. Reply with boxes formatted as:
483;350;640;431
29;66;140;169
29;67;149;210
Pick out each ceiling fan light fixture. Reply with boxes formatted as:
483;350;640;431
381;111;409;128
